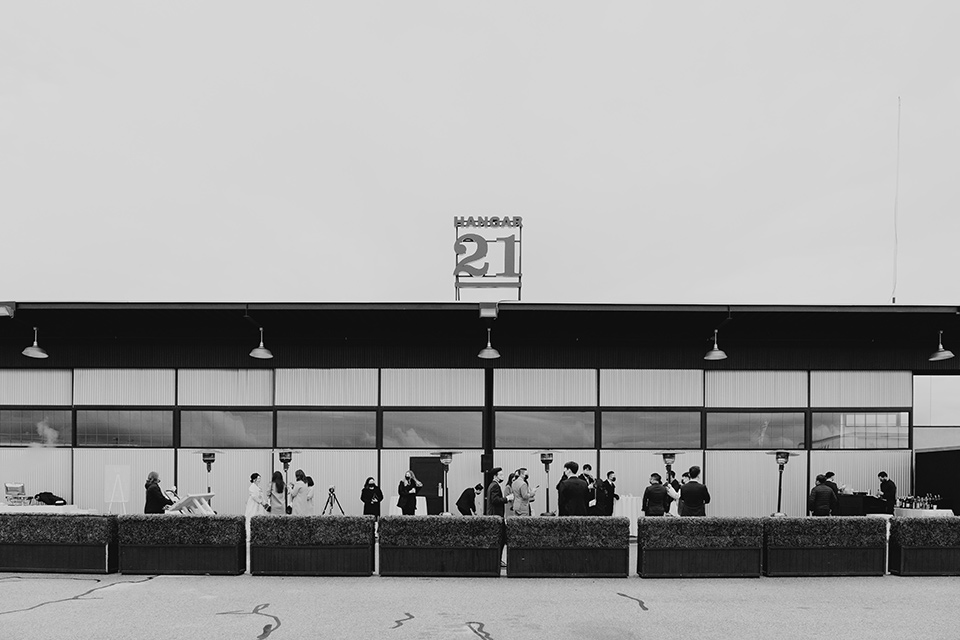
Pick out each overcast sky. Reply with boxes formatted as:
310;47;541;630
2;3;958;305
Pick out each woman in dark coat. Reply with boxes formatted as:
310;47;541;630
144;471;173;514
360;477;384;518
397;470;422;515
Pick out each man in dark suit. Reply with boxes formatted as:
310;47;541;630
485;468;513;516
878;471;897;514
557;461;590;516
823;471;840;495
664;470;681;515
457;484;483;516
642;473;669;516
579;463;598;515
808;474;839;516
596;471;620;516
679;465;710;517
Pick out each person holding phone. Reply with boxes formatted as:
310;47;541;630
397;470;423;515
361;477;384;518
510;467;539;516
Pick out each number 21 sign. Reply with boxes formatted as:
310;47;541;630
453;216;523;300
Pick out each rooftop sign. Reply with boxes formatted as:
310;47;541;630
453;216;522;300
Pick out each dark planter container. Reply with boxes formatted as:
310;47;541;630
379;546;501;577
0;542;118;574
638;547;761;578
508;547;629;577
764;547;885;577
120;544;245;575
889;542;960;576
251;545;374;576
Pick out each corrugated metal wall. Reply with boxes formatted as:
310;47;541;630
381;369;483;407
598;450;704;501
705;450;809;517
73;448;175;513
380;449;484;514
0;447;72;503
178;370;274;406
274;369;378;407
266;450;379;517
808;450;912;496
706;371;808;408
600;370;704;407
494;449;597;515
811;371;912;407
74;369;176;405
0;370;72;405
175;449;272;516
494;370;597;407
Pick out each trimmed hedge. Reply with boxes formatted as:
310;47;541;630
250;515;375;546
379;516;502;548
0;514;117;545
118;515;244;546
891;518;960;547
506;517;629;549
638;517;763;549
765;517;887;548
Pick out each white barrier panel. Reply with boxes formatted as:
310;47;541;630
705;450;809;517
73;448;174;513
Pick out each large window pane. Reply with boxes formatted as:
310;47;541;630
706;412;804;449
602;411;700;448
811;412;909;449
0;410;72;446
278;411;376;448
77;410;173;447
495;411;594;449
181;411;272;448
383;411;481;448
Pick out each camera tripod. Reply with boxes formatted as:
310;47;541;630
321;488;345;515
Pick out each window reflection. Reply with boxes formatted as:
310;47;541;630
77;410;173;447
382;411;482;448
0;410;72;446
811;412;908;449
180;411;272;448
495;411;594;449
602;411;700;449
278;411;376;448
706;412;804;449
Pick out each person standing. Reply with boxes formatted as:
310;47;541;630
663;470;682;515
504;470;518;517
808;474;839;516
245;473;269;518
511;468;539;516
485;467;514;516
679;466;710;517
397;470;422;515
557;461;590;516
289;469;308;515
457;484;483;516
642;473;669;517
823;471;841;496
596;471;620;516
361;477;384;518
144;471;173;514
304;477;315;515
579;463;598;514
878;471;897;514
267;471;286;515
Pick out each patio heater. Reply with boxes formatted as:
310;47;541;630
536;451;555;516
193;449;223;506
654;451;684;478
431;451;461;515
766;450;798;516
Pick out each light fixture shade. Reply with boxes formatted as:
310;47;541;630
22;327;48;359
478;327;500;359
929;331;955;362
249;327;274;359
703;329;727;361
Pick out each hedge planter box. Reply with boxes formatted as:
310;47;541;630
118;515;245;575
764;517;887;577
379;516;502;577
250;515;375;576
506;517;630;577
0;514;118;574
890;517;960;576
638;517;763;578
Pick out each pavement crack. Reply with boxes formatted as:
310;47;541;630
617;593;649;611
217;602;281;639
466;621;494;639
0;575;159;617
390;612;414;629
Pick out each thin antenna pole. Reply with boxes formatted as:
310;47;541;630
891;96;901;304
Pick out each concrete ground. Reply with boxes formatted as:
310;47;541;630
1;546;958;640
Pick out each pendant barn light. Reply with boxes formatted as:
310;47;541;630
249;327;274;360
703;329;727;361
478;327;501;359
928;330;955;362
22;327;49;359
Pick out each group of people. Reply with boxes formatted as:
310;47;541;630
640;466;711;517
808;470;897;516
245;470;315;518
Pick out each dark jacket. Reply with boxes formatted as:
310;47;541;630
808;483;839;516
486;481;508;516
397;481;419;515
557;475;590;516
456;488;478;516
679;481;710;517
665;479;681;513
880;479;897;513
144;482;173;514
361;485;384;516
824;480;839;495
642;483;669;516
597;479;619;516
